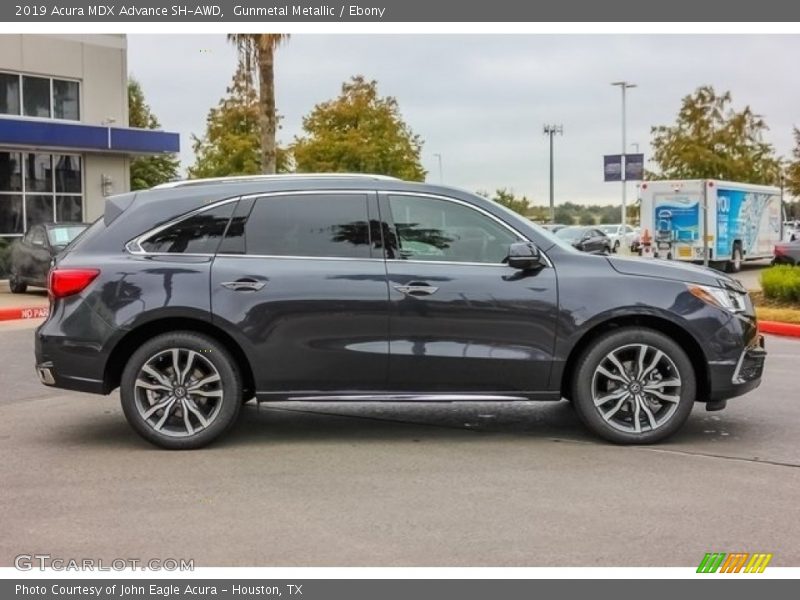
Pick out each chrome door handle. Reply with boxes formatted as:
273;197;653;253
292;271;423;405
393;283;439;296
221;280;266;291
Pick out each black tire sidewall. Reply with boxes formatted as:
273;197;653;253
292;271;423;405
120;331;242;449
9;273;26;293
571;327;696;444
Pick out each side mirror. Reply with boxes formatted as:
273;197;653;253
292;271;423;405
507;242;542;270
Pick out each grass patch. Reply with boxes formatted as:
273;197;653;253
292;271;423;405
761;265;800;302
750;290;800;323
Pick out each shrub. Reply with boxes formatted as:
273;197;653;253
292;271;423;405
761;265;800;303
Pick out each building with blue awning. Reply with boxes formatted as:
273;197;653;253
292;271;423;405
0;34;179;255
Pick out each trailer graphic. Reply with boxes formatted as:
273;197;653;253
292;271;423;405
640;180;781;272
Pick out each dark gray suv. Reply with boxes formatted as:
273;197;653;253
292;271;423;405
35;174;766;449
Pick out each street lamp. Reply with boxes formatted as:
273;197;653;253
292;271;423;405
611;81;636;225
432;153;444;184
543;124;563;223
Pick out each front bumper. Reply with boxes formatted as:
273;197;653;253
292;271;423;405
708;335;766;402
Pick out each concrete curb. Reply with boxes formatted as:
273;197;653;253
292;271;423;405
0;306;49;321
758;320;800;338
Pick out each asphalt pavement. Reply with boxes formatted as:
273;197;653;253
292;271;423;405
1;319;798;567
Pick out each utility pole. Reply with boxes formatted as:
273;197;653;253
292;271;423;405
433;153;443;184
543;124;563;223
612;81;636;225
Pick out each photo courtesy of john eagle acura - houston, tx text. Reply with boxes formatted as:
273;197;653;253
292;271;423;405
33;173;766;449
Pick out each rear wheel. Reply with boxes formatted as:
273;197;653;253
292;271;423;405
120;331;242;449
727;245;742;273
9;273;27;294
571;327;696;444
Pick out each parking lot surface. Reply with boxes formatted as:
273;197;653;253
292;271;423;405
1;318;798;567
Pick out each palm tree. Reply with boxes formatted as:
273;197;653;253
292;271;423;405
228;34;289;174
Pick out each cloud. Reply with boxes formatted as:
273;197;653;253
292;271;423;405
127;34;800;205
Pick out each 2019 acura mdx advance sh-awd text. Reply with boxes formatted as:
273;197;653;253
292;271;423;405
35;174;766;449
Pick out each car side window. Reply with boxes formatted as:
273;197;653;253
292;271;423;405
387;195;519;264
243;193;371;258
31;226;47;246
140;202;235;254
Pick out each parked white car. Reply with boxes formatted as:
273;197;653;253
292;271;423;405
598;224;637;253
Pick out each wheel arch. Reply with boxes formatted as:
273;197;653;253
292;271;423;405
103;317;255;399
559;314;710;402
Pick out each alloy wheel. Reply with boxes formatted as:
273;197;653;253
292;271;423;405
133;347;224;438
591;343;682;434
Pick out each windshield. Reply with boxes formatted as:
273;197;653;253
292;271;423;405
599;225;619;234
47;225;88;247
555;227;585;241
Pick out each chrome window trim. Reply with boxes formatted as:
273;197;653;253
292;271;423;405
126;188;552;268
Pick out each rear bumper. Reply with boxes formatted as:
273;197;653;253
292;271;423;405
708;335;766;402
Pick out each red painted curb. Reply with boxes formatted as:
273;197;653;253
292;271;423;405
0;306;50;321
758;320;800;338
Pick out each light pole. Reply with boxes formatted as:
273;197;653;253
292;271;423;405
543;124;563;223
433;153;443;184
611;81;636;225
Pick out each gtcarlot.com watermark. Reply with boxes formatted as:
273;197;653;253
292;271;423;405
15;554;194;571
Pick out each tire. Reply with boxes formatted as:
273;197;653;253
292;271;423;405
120;331;242;449
9;273;27;294
613;240;620;253
570;327;696;444
727;246;742;273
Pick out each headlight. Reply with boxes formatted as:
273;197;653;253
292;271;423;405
687;284;747;313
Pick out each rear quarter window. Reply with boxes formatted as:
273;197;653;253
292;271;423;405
140;202;235;254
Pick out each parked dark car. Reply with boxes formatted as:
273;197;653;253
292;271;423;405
773;241;800;265
35;174;765;449
555;226;612;254
9;222;89;293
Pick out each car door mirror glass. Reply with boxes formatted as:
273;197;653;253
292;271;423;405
507;242;542;270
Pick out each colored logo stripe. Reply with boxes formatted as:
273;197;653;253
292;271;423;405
697;552;772;573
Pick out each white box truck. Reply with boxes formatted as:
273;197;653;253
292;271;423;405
638;179;782;272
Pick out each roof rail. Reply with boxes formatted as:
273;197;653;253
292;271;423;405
152;173;401;190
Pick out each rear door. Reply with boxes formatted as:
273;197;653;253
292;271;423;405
210;191;390;395
379;192;558;394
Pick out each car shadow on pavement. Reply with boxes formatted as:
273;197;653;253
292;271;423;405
54;399;756;450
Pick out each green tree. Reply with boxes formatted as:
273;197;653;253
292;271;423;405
189;64;289;179
292;76;425;180
649;86;780;184
554;205;575;225
128;78;179;190
228;34;289;173
785;127;800;198
481;188;531;215
579;211;596;226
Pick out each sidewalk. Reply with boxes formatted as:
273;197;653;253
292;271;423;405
0;281;50;321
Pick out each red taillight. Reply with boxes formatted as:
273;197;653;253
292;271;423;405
48;268;100;298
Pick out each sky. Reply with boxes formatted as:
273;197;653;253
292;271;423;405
128;34;800;206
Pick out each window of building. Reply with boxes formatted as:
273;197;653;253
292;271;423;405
0;73;20;115
0;150;83;237
0;71;80;121
241;194;371;258
53;79;80;120
22;75;51;118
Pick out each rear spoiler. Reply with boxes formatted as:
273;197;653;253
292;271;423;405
104;192;137;226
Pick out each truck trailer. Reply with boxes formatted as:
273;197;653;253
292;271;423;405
638;179;782;272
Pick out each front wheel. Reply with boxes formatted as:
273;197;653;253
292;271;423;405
120;331;243;449
571;328;696;444
613;240;620;253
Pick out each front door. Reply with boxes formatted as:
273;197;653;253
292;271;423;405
380;193;558;394
210;191;390;395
